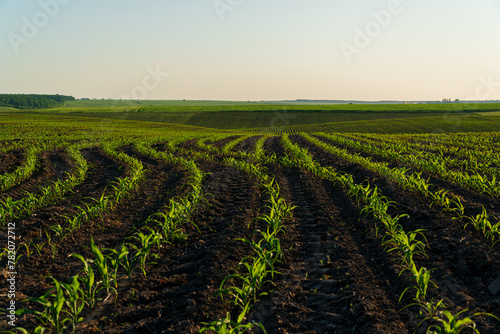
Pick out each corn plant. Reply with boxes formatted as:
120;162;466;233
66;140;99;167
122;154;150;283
18;278;72;334
238;234;281;276
1;197;22;219
127;228;161;277
106;245;130;288
59;276;85;331
465;207;493;234
148;200;189;244
430;190;452;210
383;229;428;270
400;267;437;309
50;224;69;241
219;256;275;310
119;246;136;277
70;254;99;308
420;309;499;334
90;237;115;295
22;242;33;258
200;312;267;334
34;242;45;256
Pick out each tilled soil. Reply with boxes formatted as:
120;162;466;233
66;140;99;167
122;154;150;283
288;135;500;333
1;137;499;333
232;135;262;154
0;149;24;175
0;150;72;201
78;160;264;333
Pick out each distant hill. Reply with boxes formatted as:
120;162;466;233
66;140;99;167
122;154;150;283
0;94;75;109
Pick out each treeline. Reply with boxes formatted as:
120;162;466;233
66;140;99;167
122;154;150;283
0;94;75;109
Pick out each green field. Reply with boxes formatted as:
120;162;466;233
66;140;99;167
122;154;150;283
64;99;265;108
2;100;500;134
64;99;500;113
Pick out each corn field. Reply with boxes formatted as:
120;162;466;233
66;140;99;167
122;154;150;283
0;127;499;333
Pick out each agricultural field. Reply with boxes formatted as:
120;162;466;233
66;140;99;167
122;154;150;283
0;112;499;333
10;100;500;133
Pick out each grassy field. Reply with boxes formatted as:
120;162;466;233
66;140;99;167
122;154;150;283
0;106;18;111
256;114;500;134
2;101;500;134
65;99;264;108
64;100;500;112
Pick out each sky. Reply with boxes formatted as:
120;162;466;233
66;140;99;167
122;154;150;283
0;0;499;101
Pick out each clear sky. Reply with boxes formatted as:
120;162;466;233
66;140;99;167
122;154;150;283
1;0;499;101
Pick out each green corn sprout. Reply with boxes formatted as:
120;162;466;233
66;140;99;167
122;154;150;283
106;245;129;288
59;275;85;330
421;309;499;334
18;277;72;334
70;253;99;308
90;237;115;295
200;312;267;334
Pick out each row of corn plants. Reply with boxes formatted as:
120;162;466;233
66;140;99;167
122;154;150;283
299;134;500;248
200;155;295;333
354;132;500;165
324;133;500;198
4;140;206;333
220;135;253;158
0;148;38;192
280;134;498;333
345;132;500;186
47;142;145;239
182;135;289;332
0;144;89;227
134;140;207;246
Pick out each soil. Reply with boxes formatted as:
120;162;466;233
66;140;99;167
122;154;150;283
0;149;24;175
0;150;72;201
1;137;499;333
208;136;242;149
232;136;262;154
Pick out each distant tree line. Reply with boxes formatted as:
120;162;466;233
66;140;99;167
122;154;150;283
0;94;75;109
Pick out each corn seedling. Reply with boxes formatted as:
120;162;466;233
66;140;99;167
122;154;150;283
400;267;437;309
22;242;32;258
420;309;499;334
34;243;45;256
118;245;135;277
90;237;115;295
18;277;72;334
383;229;428;270
200;311;267;334
70;254;99;308
128;228;160;277
59;275;85;331
106;245;129;288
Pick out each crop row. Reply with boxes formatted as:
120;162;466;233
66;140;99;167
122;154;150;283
280;134;497;333
299;134;500;248
4;141;205;333
0;144;89;227
321;133;500;198
343;132;500;185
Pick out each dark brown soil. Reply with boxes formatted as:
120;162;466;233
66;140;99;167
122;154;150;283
208;135;242;149
288;135;500;333
1;137;499;334
0;149;24;175
233;136;262;154
0;150;72;201
75;160;263;333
